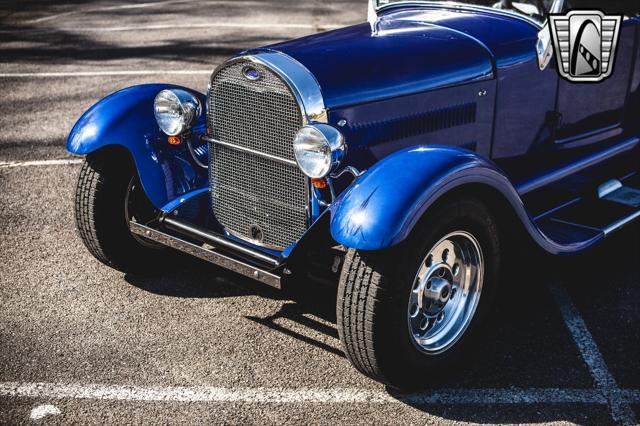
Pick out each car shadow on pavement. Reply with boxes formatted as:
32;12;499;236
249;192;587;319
123;226;639;425
125;249;592;388
123;255;284;300
393;402;612;425
245;301;344;357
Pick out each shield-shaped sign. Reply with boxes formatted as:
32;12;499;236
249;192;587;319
549;10;623;82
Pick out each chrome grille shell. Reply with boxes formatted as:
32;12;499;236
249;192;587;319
207;58;309;249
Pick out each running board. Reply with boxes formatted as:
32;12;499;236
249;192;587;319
532;174;640;248
129;221;282;289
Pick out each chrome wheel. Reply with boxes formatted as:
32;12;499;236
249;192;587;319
407;231;484;354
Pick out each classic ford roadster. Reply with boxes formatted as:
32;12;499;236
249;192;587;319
68;0;640;388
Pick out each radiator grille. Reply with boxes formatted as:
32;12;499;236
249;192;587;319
208;60;308;249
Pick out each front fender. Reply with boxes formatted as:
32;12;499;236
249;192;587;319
67;84;207;210
330;146;547;251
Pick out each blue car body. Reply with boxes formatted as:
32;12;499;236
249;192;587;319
68;1;640;283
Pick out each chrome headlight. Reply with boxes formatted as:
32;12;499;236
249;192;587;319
293;124;345;179
153;89;202;136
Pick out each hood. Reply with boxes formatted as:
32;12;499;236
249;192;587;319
265;6;538;109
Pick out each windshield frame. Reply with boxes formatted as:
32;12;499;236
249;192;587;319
371;0;566;28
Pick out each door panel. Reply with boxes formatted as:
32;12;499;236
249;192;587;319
554;20;636;144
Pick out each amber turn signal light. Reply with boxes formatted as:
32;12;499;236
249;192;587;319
167;136;181;145
311;178;328;189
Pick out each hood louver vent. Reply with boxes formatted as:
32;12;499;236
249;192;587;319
350;102;477;144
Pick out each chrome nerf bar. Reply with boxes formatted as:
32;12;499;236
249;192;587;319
129;220;282;289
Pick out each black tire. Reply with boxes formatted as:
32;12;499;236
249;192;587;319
336;196;501;389
74;150;165;274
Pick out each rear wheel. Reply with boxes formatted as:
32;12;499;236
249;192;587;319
74;150;166;273
336;197;501;389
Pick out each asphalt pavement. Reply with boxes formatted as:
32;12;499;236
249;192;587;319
0;1;638;424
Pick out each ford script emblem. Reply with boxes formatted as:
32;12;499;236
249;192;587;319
242;66;261;81
249;224;264;242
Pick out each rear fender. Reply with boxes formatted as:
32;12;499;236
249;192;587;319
67;84;208;210
329;146;578;254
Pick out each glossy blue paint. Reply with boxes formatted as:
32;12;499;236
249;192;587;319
69;3;640;263
161;187;209;213
555;20;638;143
267;5;563;163
267;5;553;109
327;79;496;173
67;84;208;209
515;137;640;195
329;145;607;254
267;15;496;108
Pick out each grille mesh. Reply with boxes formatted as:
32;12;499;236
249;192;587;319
208;60;307;249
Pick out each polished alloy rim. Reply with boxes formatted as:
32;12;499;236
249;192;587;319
407;231;484;354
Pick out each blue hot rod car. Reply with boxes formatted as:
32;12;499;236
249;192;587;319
68;0;640;388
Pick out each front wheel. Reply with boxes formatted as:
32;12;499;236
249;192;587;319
336;197;501;389
74;150;166;274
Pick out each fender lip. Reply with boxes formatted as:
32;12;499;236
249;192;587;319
67;83;205;155
328;145;606;255
66;83;207;210
329;146;500;250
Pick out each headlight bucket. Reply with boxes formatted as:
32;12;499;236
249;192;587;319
154;89;202;136
293;124;345;179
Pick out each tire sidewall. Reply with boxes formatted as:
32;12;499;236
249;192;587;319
76;152;166;274
377;197;501;387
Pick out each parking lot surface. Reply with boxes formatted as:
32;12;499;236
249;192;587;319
0;1;638;424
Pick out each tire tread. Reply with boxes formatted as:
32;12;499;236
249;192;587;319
336;197;501;389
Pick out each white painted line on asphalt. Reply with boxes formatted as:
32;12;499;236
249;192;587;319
2;382;637;405
549;284;637;426
0;22;343;34
29;404;61;420
0;71;211;78
0;159;83;169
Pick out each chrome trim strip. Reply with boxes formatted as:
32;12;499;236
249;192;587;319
130;221;282;289
516;137;640;195
372;1;545;29
209;52;327;125
549;0;565;14
240;51;328;123
203;136;297;166
162;216;281;266
604;209;640;236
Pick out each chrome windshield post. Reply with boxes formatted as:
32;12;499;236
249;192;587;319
536;23;553;70
368;0;377;24
549;0;565;14
537;0;565;70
